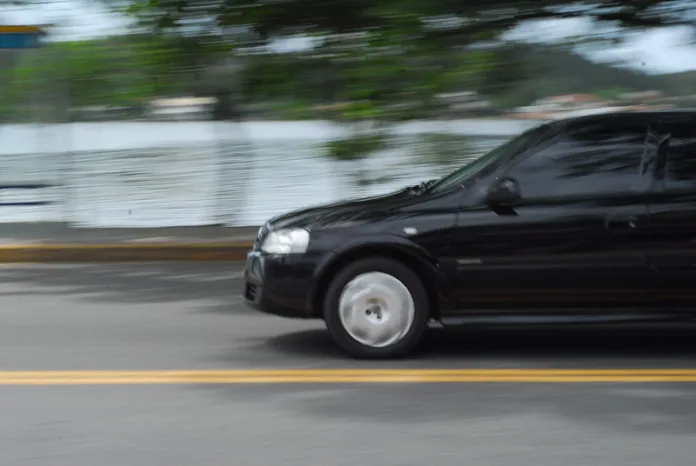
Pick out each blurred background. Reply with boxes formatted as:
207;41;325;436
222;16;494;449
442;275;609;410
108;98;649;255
1;0;695;228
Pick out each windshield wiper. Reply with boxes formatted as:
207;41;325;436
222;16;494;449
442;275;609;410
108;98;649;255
407;179;437;194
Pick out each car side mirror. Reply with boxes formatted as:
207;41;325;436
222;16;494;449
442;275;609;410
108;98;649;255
485;177;521;206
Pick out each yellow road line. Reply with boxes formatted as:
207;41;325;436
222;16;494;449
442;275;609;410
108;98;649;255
2;369;696;384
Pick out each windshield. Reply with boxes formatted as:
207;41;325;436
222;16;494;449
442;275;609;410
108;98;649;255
426;123;552;195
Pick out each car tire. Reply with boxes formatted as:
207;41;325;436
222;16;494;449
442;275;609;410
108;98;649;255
323;257;430;359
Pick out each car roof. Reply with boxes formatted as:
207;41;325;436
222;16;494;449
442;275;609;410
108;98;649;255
554;109;696;129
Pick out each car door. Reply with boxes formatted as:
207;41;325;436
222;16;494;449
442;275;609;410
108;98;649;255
450;118;653;316
644;116;696;311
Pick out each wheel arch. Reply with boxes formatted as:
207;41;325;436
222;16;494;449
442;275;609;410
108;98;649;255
308;238;450;319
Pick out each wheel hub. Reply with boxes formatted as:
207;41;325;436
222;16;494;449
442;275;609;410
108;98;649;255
338;272;415;348
365;301;385;323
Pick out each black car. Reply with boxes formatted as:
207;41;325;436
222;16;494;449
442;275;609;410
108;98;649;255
243;110;696;359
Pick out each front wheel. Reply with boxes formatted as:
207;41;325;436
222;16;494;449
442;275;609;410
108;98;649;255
323;257;430;359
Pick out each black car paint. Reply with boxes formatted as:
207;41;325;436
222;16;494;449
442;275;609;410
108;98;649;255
243;110;696;326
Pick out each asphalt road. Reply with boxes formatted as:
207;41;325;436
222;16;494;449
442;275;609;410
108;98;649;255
1;263;696;465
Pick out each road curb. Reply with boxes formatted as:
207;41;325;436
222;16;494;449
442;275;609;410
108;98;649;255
0;243;255;263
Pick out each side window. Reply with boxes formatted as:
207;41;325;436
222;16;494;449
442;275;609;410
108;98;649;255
505;123;648;200
664;122;696;192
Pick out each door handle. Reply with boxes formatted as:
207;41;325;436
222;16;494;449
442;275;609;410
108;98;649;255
604;216;637;230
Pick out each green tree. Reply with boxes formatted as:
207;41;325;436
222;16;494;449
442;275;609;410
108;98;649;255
114;0;691;172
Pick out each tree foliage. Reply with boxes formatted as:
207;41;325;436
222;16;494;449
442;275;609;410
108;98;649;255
129;0;694;43
122;0;694;114
3;0;694;160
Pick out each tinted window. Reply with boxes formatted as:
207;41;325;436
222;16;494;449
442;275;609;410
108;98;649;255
505;122;647;200
664;122;696;191
428;123;551;194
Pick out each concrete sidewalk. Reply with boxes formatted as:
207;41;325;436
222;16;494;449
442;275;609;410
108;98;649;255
0;223;258;262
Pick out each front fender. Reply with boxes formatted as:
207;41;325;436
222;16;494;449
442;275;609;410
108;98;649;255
307;234;454;316
334;233;440;267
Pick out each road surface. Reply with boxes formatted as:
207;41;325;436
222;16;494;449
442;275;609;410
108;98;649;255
0;263;695;466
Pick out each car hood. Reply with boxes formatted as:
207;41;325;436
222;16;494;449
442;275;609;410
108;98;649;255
267;187;423;230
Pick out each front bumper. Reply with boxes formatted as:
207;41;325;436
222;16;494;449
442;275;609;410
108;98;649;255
242;249;326;319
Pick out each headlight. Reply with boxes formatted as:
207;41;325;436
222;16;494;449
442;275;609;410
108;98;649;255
260;228;310;254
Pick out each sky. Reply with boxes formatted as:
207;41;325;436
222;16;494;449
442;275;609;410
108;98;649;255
2;0;696;75
0;0;130;40
504;16;696;74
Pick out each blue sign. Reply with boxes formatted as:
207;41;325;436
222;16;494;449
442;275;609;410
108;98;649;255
0;26;42;49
